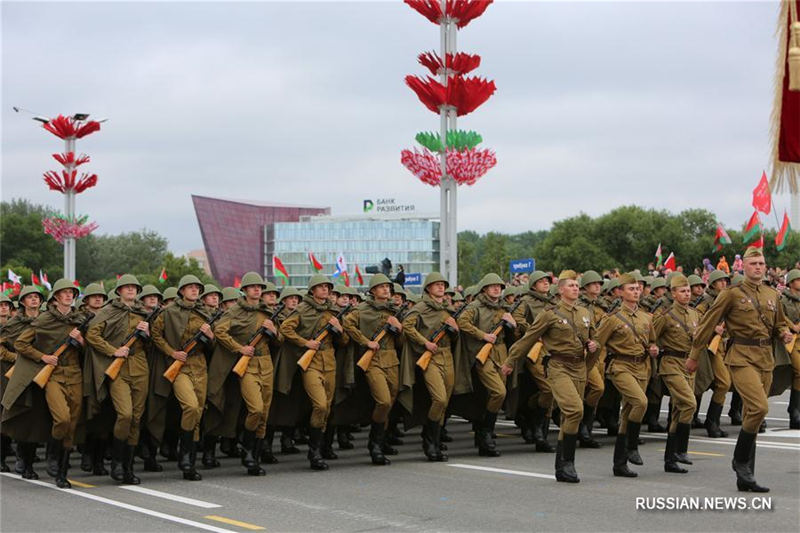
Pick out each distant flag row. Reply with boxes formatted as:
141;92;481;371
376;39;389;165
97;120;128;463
268;251;368;286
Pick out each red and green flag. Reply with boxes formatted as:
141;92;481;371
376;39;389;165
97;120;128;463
355;264;364;286
233;276;241;288
776;211;792;251
273;256;289;285
743;211;762;244
713;223;732;251
654;243;663;268
342;271;350;287
308;252;324;272
750;234;765;249
663;252;676;271
158;268;167;283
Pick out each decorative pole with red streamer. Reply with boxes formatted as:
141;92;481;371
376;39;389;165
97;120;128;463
402;1;496;284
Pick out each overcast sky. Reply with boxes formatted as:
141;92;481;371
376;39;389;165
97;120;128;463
2;0;788;254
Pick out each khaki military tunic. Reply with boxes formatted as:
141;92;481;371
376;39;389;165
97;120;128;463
578;294;606;407
653;302;698;430
780;289;800;389
511;291;554;412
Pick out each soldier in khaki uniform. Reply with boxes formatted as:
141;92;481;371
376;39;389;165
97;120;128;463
653;274;699;474
13;279;87;488
401;272;459;461
694;269;731;437
458;273;516;457
511;270;556;452
220;287;240;311
343;274;404;465
151;274;216;481
595;273;659;478
504;270;598;482
85;274;152;485
213;272;278;476
135;284;164;473
780;269;800;428
279;274;348;471
688;247;793;492
576;270;605;448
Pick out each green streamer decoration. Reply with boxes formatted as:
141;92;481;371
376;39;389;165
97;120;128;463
415;130;483;152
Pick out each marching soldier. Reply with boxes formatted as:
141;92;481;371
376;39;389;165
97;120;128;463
151;274;216;481
85;274;151;485
220;287;241;310
162;287;178;307
278;274;348;471
652;274;698;474
201;284;222;312
343;274;403;465
504;270;597;482
10;279;87;488
136;284;164;473
576;270;605;448
458;273;516;457
595;273;659;478
780;269;800;429
687;247;793;492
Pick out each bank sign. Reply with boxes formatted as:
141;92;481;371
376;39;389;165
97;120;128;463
509;258;535;274
363;198;416;214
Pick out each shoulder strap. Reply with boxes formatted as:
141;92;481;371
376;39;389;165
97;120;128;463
614;310;648;350
666;310;694;342
551;308;586;344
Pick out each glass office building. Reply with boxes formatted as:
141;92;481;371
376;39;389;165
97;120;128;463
264;215;440;288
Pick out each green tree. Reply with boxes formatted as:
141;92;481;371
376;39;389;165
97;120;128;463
0;199;63;277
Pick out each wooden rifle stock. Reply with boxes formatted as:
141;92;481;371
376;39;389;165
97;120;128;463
356;303;408;371
4;366;14;379
163;309;223;383
475;300;523;364
231;303;284;378
786;324;798;354
708;334;722;354
415;305;467;371
105;307;164;381
297;305;351;372
526;341;544;363
31;312;95;389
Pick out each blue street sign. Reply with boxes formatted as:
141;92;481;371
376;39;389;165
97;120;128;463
404;272;422;285
509;258;535;274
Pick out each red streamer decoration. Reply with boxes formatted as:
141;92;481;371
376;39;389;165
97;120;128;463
405;75;496;116
418;51;481;76
404;0;493;29
41;213;99;244
43;169;98;194
42;114;101;139
52;152;91;167
401;146;497;186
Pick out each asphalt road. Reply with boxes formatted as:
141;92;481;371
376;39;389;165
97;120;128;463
1;391;798;533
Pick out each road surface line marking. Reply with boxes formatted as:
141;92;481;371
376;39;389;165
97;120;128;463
205;515;265;530
658;409;789;423
656;449;725;457
449;463;555;479
66;479;95;488
0;473;236;533
639;433;799;451
120;485;222;508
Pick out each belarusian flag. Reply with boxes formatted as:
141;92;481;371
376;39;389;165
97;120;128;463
308;252;324;272
273;256;289;285
654;243;663;268
713;223;732;251
158;268;167;283
750;234;765;248
743;211;762;243
776;211;792;251
355;264;364;286
233;276;241;288
342;271;350;287
663;252;676;271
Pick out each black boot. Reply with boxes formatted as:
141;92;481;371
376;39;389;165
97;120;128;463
54;442;71;489
182;440;202;481
142;433;163;472
241;430;257;469
321;426;338;460
46;438;59;478
386;423;404;446
556;434;580;483
674;422;693;465
92;438;108;475
612;434;637;477
110;438;126;482
122;445;141;485
261;427;279;464
421;421;438;461
664;432;688;473
219;436;240;458
691;395;704;428
369;423;390;466
247;438;266;476
518;411;535;444
433;423;448;461
626;421;643;465
381;423;399;456
578;405;601;448
160;432;178;460
478;412;501;457
178;431;194;473
646;403;667;433
202;435;220;468
704;401;728;438
280;429;300;454
337;427;354;450
440;423;452;443
80;439;93;472
729;391;742;425
732;430;768;492
531;407;555;452
789;389;800;430
307;427;328;471
19;442;38;480
1;435;12;473
606;404;620;437
294;426;309;445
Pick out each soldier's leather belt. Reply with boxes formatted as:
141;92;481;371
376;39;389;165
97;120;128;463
660;349;689;359
730;337;771;347
548;353;585;363
608;352;646;363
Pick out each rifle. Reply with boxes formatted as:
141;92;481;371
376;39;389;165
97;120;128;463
31;312;95;389
526;341;544;363
475;299;524;364
163;309;224;383
231;303;285;378
416;304;467;371
297;304;351;371
356;302;409;371
786;322;799;354
105;306;164;381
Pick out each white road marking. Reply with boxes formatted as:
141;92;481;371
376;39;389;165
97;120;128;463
0;473;236;533
120;485;222;508
449;463;555;479
639;433;800;451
